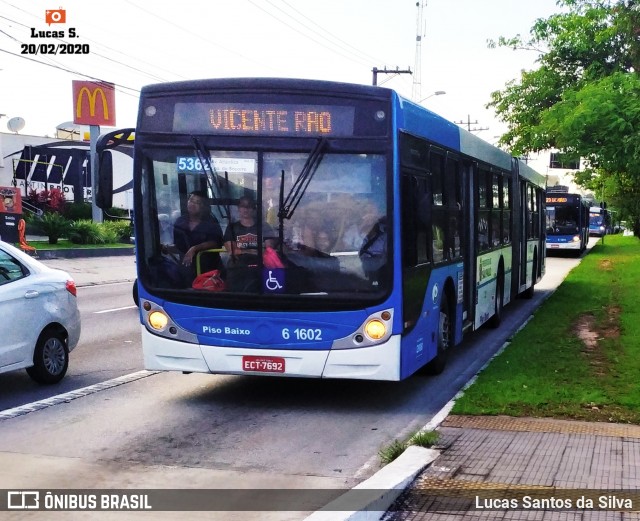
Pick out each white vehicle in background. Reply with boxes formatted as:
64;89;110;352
0;241;81;384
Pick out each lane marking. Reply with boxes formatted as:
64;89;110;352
79;281;134;288
0;370;159;421
94;305;138;313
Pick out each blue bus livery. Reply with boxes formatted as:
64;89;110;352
589;206;610;237
545;191;590;254
96;78;546;381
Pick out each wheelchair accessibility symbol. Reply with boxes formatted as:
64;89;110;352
264;268;284;293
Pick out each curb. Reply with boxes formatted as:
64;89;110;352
75;278;137;288
32;247;135;259
303;446;440;521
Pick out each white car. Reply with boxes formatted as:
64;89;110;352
0;240;81;384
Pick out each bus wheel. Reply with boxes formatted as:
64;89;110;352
424;294;451;375
523;253;537;299
488;271;504;328
132;279;139;306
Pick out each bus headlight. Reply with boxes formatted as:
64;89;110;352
148;310;169;331
572;235;580;242
139;300;199;343
331;308;394;349
364;319;387;340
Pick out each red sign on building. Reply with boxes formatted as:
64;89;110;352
72;80;116;126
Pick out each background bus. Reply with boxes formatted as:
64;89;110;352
545;189;590;254
589;205;610;236
96;78;546;381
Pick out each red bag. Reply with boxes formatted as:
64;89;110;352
263;246;285;268
192;270;226;291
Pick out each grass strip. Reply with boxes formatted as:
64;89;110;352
452;235;640;424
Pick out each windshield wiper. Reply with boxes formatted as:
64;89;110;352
278;137;327;222
276;137;327;249
191;136;230;220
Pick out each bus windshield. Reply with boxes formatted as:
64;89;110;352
546;205;580;235
138;146;389;304
589;212;604;226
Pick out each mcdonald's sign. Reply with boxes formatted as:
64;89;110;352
72;80;116;126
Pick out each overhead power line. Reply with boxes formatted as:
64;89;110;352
0;48;141;97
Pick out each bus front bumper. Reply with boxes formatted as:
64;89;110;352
142;327;402;381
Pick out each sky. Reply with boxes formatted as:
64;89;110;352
0;0;565;143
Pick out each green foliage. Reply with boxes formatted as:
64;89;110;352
22;211;43;235
410;430;440;448
453;235;640;424
36;212;72;245
68;219;107;245
488;0;640;234
101;219;133;243
378;439;406;465
64;202;92;220
378;430;440;465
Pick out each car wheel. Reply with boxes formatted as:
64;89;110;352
26;331;69;384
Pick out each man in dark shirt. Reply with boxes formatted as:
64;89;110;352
166;190;223;285
223;195;275;292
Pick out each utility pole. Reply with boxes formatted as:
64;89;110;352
454;114;489;133
372;66;412;86
412;1;426;101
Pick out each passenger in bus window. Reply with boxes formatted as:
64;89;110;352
315;230;333;254
342;200;382;251
359;213;387;281
298;206;340;255
162;191;224;284
224;195;277;292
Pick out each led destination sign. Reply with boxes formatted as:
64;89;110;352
173;103;355;137
546;195;580;205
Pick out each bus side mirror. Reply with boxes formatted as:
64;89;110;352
96;150;113;210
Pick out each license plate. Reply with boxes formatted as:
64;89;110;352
242;356;285;373
550;244;559;248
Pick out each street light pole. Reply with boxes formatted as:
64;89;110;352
418;91;446;103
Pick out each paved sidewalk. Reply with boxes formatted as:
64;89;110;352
379;415;640;521
304;413;640;521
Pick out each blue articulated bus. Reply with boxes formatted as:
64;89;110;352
545;191;590;254
589;205;610;237
96;78;546;381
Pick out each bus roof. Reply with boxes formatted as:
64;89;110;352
139;77;546;188
395;92;545;187
140;77;392;101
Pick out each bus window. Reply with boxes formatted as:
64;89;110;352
477;169;490;251
491;174;501;246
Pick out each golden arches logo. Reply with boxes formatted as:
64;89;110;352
76;87;109;119
72;80;115;126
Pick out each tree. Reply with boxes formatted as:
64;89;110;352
488;0;640;236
